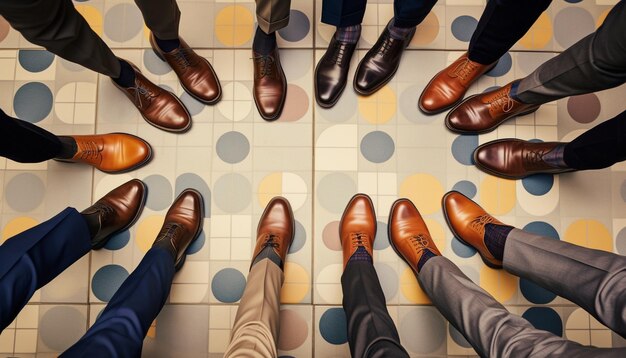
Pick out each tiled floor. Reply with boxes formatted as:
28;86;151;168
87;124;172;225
1;0;626;356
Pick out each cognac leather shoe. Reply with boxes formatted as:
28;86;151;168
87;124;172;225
388;199;441;275
419;52;495;114
442;191;507;268
474;139;574;179
111;60;191;133
250;197;294;269
354;20;415;96
339;194;376;269
253;49;287;121
82;179;147;249
150;34;222;105
57;133;152;174
445;82;540;134
315;35;357;108
152;189;204;270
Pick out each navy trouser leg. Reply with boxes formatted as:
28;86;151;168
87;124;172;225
468;0;552;65
0;108;62;163
62;247;176;358
321;0;367;27
0;208;91;331
394;0;439;28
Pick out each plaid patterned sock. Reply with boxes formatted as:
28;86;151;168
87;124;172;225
387;18;415;40
348;246;372;264
483;223;514;261
542;144;569;168
336;24;361;44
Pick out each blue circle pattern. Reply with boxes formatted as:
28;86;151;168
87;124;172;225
319;308;348;345
452;237;477;258
520;278;556;304
278;10;310;42
452;180;477;198
105;230;130;250
289;220;306;253
522;307;563;337
522;174;554;196
186;231;205;255
14;82;53;123
486;53;512;77
18;50;54;72
374;221;390;250
451;135;478;166
211;268;246;303
451;16;478;42
92;265;129;302
523;221;560;240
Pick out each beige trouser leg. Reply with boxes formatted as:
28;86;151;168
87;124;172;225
223;259;284;358
255;0;291;34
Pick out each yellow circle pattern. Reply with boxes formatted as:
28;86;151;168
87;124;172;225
136;215;165;253
281;262;310;303
479;176;516;215
480;266;517;303
519;12;552;49
215;5;254;47
75;5;103;36
358;85;397;124
400;267;431;304
399;174;444;215
2;217;38;244
258;172;283;207
564;219;612;252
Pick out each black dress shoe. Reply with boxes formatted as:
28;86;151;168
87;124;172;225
354;20;415;96
315;35;357;108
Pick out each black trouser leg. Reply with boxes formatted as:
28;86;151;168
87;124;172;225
0;109;62;163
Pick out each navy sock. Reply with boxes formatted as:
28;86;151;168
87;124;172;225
112;60;136;88
347;246;372;265
56;136;77;159
416;249;438;272
542;144;569;168
154;35;181;53
387;18;414;40
484;224;514;261
252;246;283;270
253;27;277;55
509;80;524;102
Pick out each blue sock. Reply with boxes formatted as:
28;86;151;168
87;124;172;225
416;249;438;272
253;27;276;55
484;224;513;261
112;59;136;88
348;246;372;264
154;35;181;53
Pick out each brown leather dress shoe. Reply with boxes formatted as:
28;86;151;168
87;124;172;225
150;34;222;105
388;199;441;274
445;82;540;134
252;49;287;121
474;139;574;179
339;194;376;269
251;197;294;269
111;60;191;133
82;179;147;249
419;52;495;114
152;189;204;270
442;191;507;268
354;19;415;96
56;133;152;174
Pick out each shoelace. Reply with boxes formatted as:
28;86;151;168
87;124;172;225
349;232;370;249
451;58;478;81
488;88;515;114
133;83;158;109
524;147;554;167
253;55;275;78
329;41;348;66
376;37;395;57
172;48;195;70
409;234;431;250
158;223;182;242
77;141;103;162
261;233;280;249
469;215;496;235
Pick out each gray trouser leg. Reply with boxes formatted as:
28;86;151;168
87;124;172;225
255;0;291;34
0;0;120;77
134;0;180;40
419;256;626;358
504;228;626;337
516;0;626;104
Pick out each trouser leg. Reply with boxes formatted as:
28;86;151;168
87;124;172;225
0;108;62;163
0;0;120;77
516;0;626;104
61;247;176;358
255;0;291;34
468;0;552;65
341;262;409;358
133;0;180;40
0;208;91;331
321;0;367;27
223;259;283;358
419;256;626;357
393;0;439;28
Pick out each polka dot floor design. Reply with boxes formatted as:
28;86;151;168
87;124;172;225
1;0;626;357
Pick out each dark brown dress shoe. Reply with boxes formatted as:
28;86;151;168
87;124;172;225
354;20;415;96
339;194;376;269
445;82;540;134
150;34;222;105
252;49;287;121
419;52;495;114
442;191;506;268
152;189;204;270
82;179;147;249
474;139;574;179
251;197;294;269
56;133;152;174
388;199;441;274
315;35;357;108
111;60;191;133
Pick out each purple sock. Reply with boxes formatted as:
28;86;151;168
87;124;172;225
387;18;414;40
416;249;438;272
542;144;569;168
348;246;372;264
336;24;361;44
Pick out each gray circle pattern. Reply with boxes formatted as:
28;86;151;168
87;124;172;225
554;7;595;49
616;227;626;255
143;49;172;76
374;262;398;301
6;173;45;212
361;131;395;163
144;174;173;211
214;173;252;213
399;307;446;354
14;82;53;123
104;4;143;42
40;306;86;351
216;131;250;164
317;173;357;213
